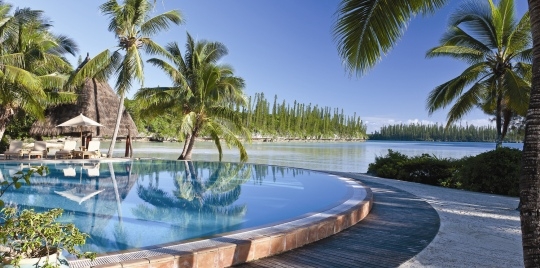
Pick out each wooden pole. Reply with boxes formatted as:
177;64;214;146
124;128;132;158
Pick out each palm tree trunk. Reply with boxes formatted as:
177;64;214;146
0;107;14;141
521;1;540;266
178;134;191;160
179;132;197;160
495;93;503;148
501;109;512;142
107;93;125;158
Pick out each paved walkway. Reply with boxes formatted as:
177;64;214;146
236;172;523;268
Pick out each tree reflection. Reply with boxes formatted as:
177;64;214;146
133;161;251;237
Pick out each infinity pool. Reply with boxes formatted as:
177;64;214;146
0;160;353;254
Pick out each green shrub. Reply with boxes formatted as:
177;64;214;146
400;154;459;185
454;147;522;196
367;149;409;178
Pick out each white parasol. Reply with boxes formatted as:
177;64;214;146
56;114;104;144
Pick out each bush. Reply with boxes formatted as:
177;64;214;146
367;149;409;179
400;154;459;185
455;147;522;196
366;147;521;196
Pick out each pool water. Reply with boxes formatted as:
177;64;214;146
0;160;352;254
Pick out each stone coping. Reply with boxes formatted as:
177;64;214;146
66;174;373;268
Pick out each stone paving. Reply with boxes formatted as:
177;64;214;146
236;172;523;268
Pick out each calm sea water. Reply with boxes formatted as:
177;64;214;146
106;140;523;173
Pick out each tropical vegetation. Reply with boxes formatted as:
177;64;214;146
367;147;522;196
333;0;540;265
135;33;250;161
370;122;524;142
68;0;183;158
425;0;531;148
0;2;79;142
128;92;368;142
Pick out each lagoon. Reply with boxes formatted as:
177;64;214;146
108;140;523;173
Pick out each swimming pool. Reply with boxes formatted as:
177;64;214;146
0;160;359;256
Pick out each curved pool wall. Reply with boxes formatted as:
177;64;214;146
1;159;373;268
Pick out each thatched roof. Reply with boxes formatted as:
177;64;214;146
30;78;138;138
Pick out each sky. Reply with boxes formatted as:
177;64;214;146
14;0;530;133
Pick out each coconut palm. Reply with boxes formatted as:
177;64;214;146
134;33;250;161
334;0;540;265
426;0;531;148
0;2;78;140
69;0;183;158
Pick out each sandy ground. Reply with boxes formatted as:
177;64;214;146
350;173;523;268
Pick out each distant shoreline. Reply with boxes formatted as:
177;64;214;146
134;137;367;143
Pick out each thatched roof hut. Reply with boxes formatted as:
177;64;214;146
30;78;138;138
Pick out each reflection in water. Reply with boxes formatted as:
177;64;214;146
0;160;348;254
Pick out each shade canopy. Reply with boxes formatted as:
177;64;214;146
57;114;104;127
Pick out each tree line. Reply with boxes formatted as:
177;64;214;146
127;92;368;142
369;123;524;142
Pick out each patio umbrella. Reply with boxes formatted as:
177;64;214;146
56;114;104;145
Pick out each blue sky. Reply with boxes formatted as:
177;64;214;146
16;0;529;133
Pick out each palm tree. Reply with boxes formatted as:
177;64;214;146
69;0;183;158
425;0;531;148
333;0;540;266
0;2;78;140
134;33;250;161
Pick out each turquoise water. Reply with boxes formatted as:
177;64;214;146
1;140;518;253
106;140;523;173
0;160;351;253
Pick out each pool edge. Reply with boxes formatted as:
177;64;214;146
69;173;374;268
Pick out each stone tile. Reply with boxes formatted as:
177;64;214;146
318;220;334;239
233;241;253;265
308;224;319;243
296;227;310;247
177;253;195;268
285;231;297;251
147;254;176;268
268;235;286;255
252;238;271;260
119;258;149;268
195;249;218;268
218;246;235;267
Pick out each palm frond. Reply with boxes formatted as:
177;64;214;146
140;10;183;36
44;91;78;106
333;0;447;76
445;82;485;127
67;49;115;87
449;0;497;49
503;69;530;115
0;52;25;68
426;62;488;113
505;11;531;55
426;45;484;63
38;73;68;89
437;26;491;56
147;58;183;86
1;65;41;91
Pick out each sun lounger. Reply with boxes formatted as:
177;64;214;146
55;140;77;159
28;141;47;159
81;141;101;159
4;140;24;160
